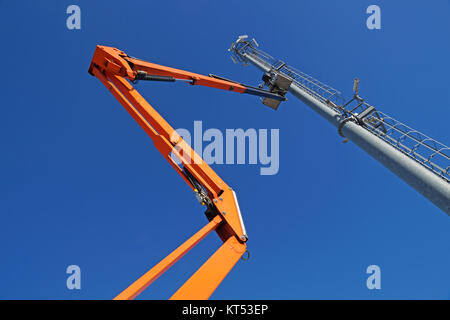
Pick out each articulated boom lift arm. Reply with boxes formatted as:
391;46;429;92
88;46;284;300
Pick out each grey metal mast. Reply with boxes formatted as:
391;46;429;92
229;35;450;215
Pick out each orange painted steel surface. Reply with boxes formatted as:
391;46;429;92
89;45;247;93
114;216;223;300
89;46;249;299
170;236;246;300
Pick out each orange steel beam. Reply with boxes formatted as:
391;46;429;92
170;236;247;300
89;45;247;92
108;74;229;197
114;216;223;300
93;68;246;242
89;46;252;300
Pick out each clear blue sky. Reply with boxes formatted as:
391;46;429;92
0;1;449;299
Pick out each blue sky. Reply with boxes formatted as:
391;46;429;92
0;1;449;299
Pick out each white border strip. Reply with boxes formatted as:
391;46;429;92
232;190;247;239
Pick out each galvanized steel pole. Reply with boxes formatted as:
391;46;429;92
237;48;450;215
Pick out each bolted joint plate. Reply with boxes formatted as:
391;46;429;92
210;189;248;243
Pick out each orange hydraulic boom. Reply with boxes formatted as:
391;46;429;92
88;46;286;300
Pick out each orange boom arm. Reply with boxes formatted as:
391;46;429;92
88;46;281;300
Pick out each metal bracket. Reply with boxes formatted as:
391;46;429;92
338;117;356;143
261;71;292;110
